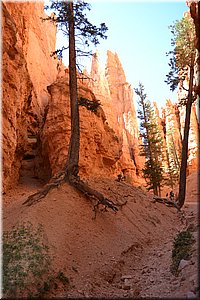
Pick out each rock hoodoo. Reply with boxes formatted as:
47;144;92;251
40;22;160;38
89;51;144;181
42;75;123;179
2;1;198;194
2;2;144;192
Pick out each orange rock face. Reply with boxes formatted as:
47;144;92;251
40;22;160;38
2;2;58;191
3;2;198;194
4;1;58;110
164;99;182;162
41;50;145;184
89;51;144;182
42;77;123;178
2;2;143;191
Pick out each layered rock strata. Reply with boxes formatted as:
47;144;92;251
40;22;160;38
161;99;199;175
2;2;143;191
42;77;123;178
89;51;144;181
3;2;198;193
2;2;58;191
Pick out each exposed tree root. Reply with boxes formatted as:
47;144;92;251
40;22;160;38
23;172;66;206
152;196;191;226
152;195;180;210
65;175;120;218
22;173;121;215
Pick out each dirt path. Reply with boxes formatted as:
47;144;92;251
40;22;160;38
135;202;198;299
3;173;199;298
68;203;198;299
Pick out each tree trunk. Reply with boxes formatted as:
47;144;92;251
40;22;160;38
171;134;181;169
23;0;119;214
66;1;80;179
166;148;174;190
177;65;194;209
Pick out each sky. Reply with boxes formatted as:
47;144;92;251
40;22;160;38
55;1;189;110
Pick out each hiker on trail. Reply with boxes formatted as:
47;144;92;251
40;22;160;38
169;191;174;201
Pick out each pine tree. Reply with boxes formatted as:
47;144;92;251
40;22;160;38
135;83;164;196
24;0;118;212
165;14;196;209
44;0;108;180
166;129;181;188
45;1;108;70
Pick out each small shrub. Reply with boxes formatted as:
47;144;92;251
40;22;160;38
57;271;69;285
79;96;101;113
3;222;69;298
37;271;69;297
116;173;125;182
170;229;195;275
3;222;51;297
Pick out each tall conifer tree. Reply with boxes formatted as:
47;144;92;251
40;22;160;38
24;0;119;212
166;14;196;208
135;83;164;196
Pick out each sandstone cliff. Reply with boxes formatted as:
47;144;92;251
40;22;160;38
42;77;123;179
39;50;145;184
2;2;58;191
2;2;143;192
89;51;144;181
161;99;199;176
2;2;198;194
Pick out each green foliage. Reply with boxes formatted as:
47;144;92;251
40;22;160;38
37;271;69;297
142;159;163;192
165;14;196;93
79;96;101;112
165;129;181;187
56;271;70;285
44;0;108;62
170;229;195;276
166;14;196;209
135;82;164;195
3;222;69;298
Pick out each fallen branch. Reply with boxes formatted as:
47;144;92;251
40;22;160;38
152;195;180;210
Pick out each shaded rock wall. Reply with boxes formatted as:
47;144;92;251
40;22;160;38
152;102;169;172
161;99;199;175
2;2;58;191
2;3;33;191
188;1;200;97
178;104;199;173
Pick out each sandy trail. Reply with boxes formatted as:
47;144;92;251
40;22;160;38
3;172;198;298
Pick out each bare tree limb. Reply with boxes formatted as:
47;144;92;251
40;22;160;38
152;195;180;210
